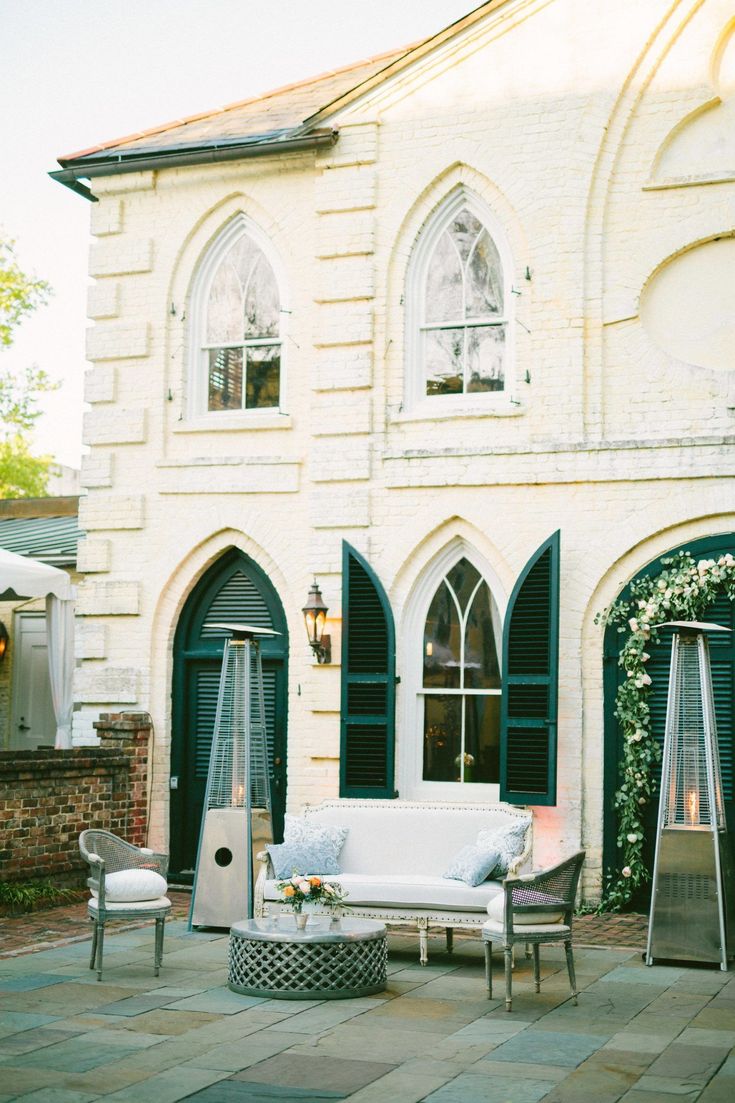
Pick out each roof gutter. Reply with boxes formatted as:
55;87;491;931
50;128;338;201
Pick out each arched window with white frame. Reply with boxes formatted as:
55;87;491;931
401;544;505;799
189;215;285;417
406;190;512;409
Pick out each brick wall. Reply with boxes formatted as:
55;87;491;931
0;713;150;885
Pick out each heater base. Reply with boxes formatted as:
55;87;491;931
647;828;734;969
190;807;273;929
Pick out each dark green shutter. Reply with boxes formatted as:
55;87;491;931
340;543;396;798
500;530;560;805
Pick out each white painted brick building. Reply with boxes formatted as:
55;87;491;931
54;0;735;897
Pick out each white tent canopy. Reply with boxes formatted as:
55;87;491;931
0;547;72;600
1;547;75;748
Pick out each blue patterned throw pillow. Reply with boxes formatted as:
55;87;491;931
477;819;530;876
267;841;342;880
283;815;348;865
443;842;501;886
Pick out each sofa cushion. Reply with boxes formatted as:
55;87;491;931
443;842;501;886
90;868;167;902
486;891;564;925
264;873;504;912
267;841;342;879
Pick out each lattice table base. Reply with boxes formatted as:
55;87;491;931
228;917;387;1000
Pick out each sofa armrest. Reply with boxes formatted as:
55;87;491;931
254;850;273;918
255;850;274;875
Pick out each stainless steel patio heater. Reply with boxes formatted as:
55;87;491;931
189;623;276;929
646;621;735;970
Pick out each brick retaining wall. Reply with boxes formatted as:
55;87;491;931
0;713;151;885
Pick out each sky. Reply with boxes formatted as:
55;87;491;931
1;0;476;470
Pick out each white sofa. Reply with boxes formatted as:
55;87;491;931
255;799;532;964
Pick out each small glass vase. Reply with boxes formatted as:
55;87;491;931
294;912;308;930
329;907;343;930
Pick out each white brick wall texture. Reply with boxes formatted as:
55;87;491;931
89;239;153;276
76;538;112;573
83;408;146;446
77;581;140;616
80;452;113;489
86;322;149;361
70;0;735;897
84;365;116;404
87;281;120;319
79;494;145;531
90;198;123;236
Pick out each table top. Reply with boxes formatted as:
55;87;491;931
230;916;386;944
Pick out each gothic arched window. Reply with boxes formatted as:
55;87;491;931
421;557;502;785
407;191;511;409
191;217;284;416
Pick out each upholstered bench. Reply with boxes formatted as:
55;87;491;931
255;799;532;964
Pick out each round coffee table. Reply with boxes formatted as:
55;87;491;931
228;916;387;1000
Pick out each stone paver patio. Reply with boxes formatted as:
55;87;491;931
0;916;733;1102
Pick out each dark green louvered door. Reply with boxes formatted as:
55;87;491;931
340;543;396;798
603;534;735;900
171;549;288;878
500;531;560;805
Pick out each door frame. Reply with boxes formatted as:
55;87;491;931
603;532;735;888
170;548;289;878
10;611;56;751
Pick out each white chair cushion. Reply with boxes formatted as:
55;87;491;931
88;895;171;913
486;891;564;925
265;873;504;912
90;868;167;902
483;917;570;937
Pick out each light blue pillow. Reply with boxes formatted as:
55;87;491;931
443;843;501;887
267;841;341;880
283;815;348;864
477;819;530;876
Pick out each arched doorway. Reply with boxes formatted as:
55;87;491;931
603;533;735;905
170;548;288;879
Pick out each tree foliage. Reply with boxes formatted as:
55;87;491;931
0;236;50;348
0;233;55;498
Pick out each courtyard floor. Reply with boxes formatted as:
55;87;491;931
0;905;733;1103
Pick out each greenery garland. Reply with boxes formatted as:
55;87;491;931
598;549;735;911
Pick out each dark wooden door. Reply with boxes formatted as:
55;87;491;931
170;549;288;879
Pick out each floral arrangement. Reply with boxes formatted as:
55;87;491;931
454;752;475;767
598;549;735;911
276;874;348;914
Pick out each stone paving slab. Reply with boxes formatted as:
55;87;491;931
0;916;733;1102
425;1070;559;1102
233;1052;395;1093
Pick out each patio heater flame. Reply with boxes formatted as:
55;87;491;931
646;622;735;970
687;789;698;827
189;623;277;929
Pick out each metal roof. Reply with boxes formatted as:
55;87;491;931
0;514;81;566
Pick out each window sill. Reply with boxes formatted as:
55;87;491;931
403;780;502;802
391;398;525;424
173;411;293;433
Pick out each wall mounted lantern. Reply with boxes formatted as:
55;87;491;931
0;621;8;662
302;580;331;664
